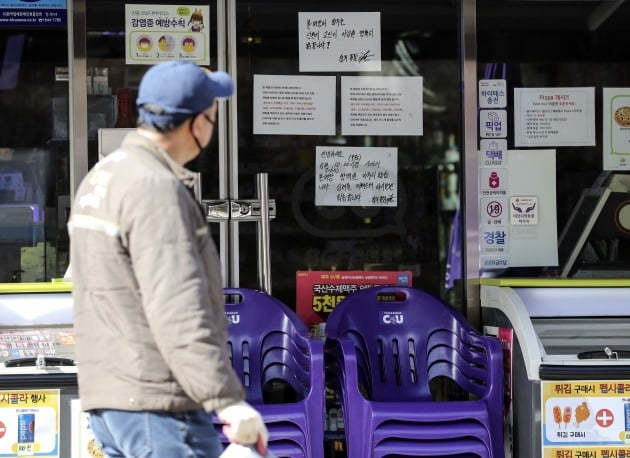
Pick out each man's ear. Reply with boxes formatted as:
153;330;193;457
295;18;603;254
189;113;204;134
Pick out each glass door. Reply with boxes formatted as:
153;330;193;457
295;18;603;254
82;0;464;311
84;0;229;276
231;0;463;309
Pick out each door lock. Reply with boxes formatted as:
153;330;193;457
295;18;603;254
203;199;276;222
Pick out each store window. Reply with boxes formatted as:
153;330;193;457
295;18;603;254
478;0;630;277
0;10;70;282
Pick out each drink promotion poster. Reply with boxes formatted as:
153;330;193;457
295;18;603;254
295;270;412;333
0;389;60;457
542;380;630;457
125;5;210;65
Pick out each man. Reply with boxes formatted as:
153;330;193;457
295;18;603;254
69;61;268;457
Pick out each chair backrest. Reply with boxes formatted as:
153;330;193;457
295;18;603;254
325;286;495;402
224;288;313;404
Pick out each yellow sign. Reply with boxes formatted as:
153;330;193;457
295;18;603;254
542;380;630;456
0;389;60;457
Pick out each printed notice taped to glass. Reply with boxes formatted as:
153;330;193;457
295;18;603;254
315;146;397;207
125;4;210;65
253;74;336;135
514;87;595;147
298;12;381;72
341;76;423;136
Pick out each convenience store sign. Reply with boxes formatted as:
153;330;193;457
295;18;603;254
0;0;66;27
542;380;630;457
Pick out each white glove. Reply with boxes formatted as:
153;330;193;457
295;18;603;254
217;401;268;451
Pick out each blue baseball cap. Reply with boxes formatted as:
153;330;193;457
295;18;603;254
136;60;234;128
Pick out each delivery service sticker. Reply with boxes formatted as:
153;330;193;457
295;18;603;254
0;389;59;457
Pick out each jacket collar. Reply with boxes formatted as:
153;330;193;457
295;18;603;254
122;131;198;189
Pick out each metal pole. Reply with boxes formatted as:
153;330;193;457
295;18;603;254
68;0;88;201
256;173;271;294
461;0;481;327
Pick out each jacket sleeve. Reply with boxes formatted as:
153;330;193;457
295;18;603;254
123;175;245;412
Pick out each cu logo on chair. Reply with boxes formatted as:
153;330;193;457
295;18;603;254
380;311;404;324
225;312;241;325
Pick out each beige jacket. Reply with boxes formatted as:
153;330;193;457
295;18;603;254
69;132;245;413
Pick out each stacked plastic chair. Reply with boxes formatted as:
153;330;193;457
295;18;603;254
325;286;504;458
214;288;325;458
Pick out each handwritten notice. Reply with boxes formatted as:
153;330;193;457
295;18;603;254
253;75;335;135
315;146;397;207
514;87;595;147
603;88;630;170
125;4;210;65
341;76;423;136
298;12;381;72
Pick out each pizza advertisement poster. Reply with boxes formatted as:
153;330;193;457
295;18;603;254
295;270;412;331
603;88;630;170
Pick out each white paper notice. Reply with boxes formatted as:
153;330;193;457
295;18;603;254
253;75;336;135
341;76;423;136
480;149;558;269
603;88;630;171
125;5;210;65
316;146;397;207
514;87;595;147
298;12;381;72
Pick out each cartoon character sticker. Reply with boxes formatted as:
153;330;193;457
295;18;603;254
188;8;205;32
158;35;175;52
136;35;153;52
181;36;197;53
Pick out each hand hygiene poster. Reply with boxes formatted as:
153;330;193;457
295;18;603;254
253;75;336;135
315;146;397;207
341;76;423;136
298;12;381;72
602;88;630;171
125;5;210;65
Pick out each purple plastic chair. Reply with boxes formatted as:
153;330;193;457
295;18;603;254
325;286;504;458
214;288;325;458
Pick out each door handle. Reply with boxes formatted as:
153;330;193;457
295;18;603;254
201;174;275;294
202;199;276;222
